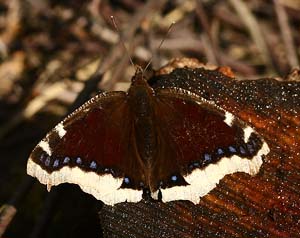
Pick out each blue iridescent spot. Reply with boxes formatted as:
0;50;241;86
247;143;254;153
217;148;224;155
90;161;97;169
229;146;237;153
139;181;144;187
193;161;200;167
39;154;46;162
204;153;211;162
124;177;130;184
239;146;246;154
45;157;51;166
171;175;178;182
76;157;82;164
53;159;59;167
63;157;70;164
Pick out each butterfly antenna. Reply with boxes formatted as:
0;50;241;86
110;16;135;69
143;21;175;72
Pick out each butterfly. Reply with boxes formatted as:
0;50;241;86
27;58;270;205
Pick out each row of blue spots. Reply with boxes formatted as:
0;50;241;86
39;154;99;171
39;155;138;188
189;139;259;170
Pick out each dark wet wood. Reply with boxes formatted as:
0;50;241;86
99;59;300;238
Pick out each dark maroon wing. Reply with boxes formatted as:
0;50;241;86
150;88;268;198
27;91;145;205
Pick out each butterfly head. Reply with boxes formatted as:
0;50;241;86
129;66;154;95
131;65;146;83
127;66;155;115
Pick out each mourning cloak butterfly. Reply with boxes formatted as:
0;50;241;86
27;59;270;205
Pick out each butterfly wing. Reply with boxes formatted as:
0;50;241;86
151;88;270;203
27;91;145;205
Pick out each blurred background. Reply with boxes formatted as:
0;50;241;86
0;0;299;237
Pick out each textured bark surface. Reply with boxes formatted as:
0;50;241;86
99;59;300;238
